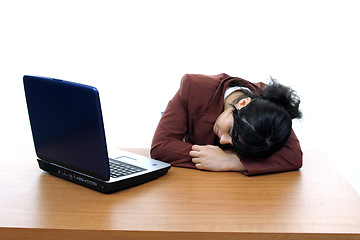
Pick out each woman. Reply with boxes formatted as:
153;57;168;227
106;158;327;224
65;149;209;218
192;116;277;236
151;73;302;175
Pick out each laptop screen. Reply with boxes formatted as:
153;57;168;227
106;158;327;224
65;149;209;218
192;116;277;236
24;76;110;181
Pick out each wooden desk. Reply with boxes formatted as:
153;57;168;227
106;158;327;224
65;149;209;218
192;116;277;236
1;146;359;240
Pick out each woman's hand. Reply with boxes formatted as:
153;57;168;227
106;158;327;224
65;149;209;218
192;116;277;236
189;145;246;172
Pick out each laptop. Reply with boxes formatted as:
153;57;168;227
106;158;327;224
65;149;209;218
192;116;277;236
23;75;171;193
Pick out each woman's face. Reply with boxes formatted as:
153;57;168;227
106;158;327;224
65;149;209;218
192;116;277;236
213;107;234;145
213;97;251;145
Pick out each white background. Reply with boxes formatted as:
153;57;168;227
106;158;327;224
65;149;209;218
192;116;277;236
1;0;359;194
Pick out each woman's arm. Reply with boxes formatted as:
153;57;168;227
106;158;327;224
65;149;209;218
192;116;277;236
150;78;196;169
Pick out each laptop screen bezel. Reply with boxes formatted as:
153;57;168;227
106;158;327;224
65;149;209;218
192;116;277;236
24;75;111;181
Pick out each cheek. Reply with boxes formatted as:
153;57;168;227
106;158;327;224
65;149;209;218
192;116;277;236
217;114;227;128
214;113;224;126
217;113;233;132
225;112;235;132
228;115;234;129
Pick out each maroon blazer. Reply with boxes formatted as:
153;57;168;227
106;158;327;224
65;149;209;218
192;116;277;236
151;73;302;175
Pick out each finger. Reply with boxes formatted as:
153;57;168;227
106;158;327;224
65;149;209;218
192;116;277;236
192;157;200;164
195;163;205;169
189;150;200;158
192;145;202;151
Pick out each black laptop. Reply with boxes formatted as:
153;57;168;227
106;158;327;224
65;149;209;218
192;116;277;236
23;75;170;193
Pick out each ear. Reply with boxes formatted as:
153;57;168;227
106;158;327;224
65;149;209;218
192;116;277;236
235;97;251;109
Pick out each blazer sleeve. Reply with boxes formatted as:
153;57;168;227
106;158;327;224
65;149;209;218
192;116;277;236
150;75;196;169
239;130;303;176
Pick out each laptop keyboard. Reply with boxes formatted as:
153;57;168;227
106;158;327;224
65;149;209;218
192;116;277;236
109;159;146;178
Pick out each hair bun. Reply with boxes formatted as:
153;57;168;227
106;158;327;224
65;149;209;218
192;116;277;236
262;78;302;119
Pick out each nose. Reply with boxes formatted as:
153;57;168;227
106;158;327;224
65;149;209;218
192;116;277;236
220;134;232;145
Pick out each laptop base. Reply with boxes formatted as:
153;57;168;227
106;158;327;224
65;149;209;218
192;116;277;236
38;159;170;193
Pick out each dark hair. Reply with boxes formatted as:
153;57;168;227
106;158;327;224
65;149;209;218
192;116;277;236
231;79;302;159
